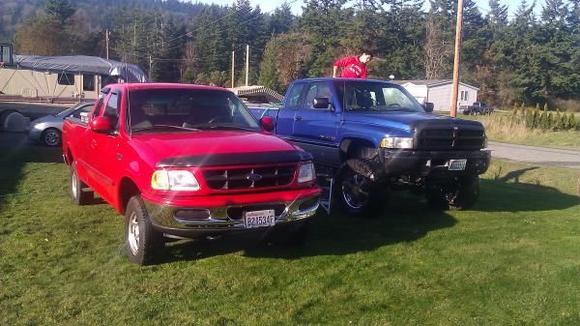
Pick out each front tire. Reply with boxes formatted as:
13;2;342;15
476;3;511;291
125;196;165;265
42;128;61;147
69;165;93;205
336;163;384;217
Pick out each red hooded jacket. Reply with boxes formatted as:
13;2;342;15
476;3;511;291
334;56;368;79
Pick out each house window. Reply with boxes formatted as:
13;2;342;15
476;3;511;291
460;90;464;101
0;44;13;65
83;74;95;91
465;91;469;101
57;73;75;85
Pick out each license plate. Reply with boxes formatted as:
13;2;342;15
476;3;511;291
244;210;276;228
448;159;467;171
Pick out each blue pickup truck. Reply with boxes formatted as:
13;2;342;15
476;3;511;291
250;78;491;216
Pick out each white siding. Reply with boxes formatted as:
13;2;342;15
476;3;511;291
402;83;428;104
427;83;479;111
0;68;101;99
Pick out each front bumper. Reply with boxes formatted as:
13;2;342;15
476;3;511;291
142;189;320;238
380;149;491;176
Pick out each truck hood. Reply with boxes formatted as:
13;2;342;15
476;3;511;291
130;130;302;167
343;111;483;133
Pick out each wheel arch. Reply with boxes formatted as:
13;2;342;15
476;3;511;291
118;177;141;214
339;137;377;161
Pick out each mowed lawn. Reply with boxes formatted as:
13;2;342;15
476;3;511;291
1;143;580;324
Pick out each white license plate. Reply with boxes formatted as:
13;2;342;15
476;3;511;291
244;210;276;228
448;159;467;171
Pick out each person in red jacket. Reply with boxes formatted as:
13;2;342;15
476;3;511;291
332;50;373;79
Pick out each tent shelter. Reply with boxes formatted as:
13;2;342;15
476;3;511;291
0;55;147;101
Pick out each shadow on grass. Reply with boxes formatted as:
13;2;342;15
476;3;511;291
160;171;579;263
0;133;64;211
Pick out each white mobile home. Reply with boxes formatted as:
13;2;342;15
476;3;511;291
0;55;147;101
397;80;479;111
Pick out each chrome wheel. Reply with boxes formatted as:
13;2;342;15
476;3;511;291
127;212;140;255
71;170;79;199
43;129;61;146
341;172;371;210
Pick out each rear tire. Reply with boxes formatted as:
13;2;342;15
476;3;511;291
124;195;165;265
426;175;480;210
42;128;61;147
69;165;93;205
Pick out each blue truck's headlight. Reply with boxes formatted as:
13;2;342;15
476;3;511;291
297;162;316;183
151;170;200;191
380;137;414;149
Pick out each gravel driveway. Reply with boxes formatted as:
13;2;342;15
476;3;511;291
488;141;580;169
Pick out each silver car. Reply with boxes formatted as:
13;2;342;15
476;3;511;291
29;103;93;146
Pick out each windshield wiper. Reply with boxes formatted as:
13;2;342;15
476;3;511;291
132;125;200;133
187;123;257;132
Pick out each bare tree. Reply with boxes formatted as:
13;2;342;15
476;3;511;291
424;14;451;79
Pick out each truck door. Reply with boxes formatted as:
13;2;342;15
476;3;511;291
86;90;122;204
291;81;340;166
276;82;306;137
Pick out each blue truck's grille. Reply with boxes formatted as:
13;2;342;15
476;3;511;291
202;166;295;190
418;128;485;150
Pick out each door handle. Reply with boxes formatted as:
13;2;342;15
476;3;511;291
294;115;303;121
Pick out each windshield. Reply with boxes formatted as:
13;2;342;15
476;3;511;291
340;81;425;113
128;88;260;133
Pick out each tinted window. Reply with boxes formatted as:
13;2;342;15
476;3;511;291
105;92;120;130
304;82;332;109
285;83;305;108
92;88;110;118
128;89;259;132
83;74;95;92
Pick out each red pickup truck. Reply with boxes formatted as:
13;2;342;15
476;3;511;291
62;83;320;265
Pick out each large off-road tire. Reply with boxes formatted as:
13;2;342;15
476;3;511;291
449;176;480;210
41;128;61;147
124;195;165;265
426;175;480;211
336;162;384;217
69;165;94;205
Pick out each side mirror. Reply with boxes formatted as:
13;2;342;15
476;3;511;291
423;102;434;113
260;116;275;132
90;116;113;133
313;97;331;109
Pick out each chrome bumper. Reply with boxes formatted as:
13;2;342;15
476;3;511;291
144;195;319;238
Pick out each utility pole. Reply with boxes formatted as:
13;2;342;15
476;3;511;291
149;55;153;81
105;29;110;60
450;0;464;118
231;51;235;88
245;44;250;86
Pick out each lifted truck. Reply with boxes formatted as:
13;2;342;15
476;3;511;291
62;83;320;265
250;78;490;216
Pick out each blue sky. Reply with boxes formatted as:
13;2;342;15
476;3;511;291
190;0;546;18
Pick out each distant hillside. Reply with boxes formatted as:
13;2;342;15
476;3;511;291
0;0;212;41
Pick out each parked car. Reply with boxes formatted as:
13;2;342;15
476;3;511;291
29;102;93;146
461;102;493;115
249;78;490;216
62;83;321;265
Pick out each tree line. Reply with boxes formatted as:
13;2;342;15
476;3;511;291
4;0;580;110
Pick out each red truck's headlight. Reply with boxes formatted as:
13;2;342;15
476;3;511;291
151;170;201;191
297;162;316;183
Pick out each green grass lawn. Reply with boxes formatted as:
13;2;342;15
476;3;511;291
1;145;580;324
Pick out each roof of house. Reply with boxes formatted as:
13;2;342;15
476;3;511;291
395;79;479;90
14;55;148;83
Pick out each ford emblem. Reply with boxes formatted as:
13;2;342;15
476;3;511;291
246;173;263;182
